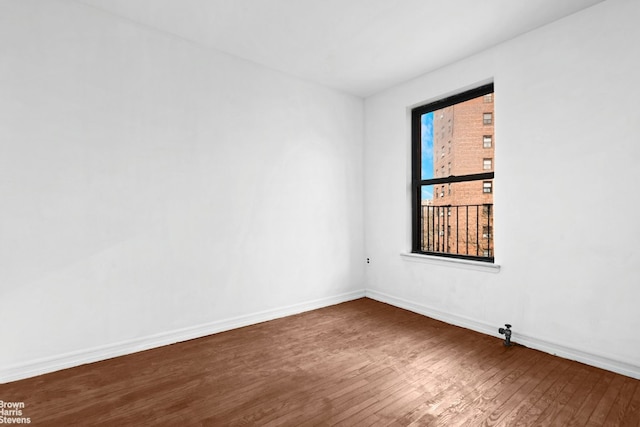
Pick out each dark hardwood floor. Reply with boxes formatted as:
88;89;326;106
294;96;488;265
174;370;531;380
2;298;639;426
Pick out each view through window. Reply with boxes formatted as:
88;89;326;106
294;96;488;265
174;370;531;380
412;84;495;262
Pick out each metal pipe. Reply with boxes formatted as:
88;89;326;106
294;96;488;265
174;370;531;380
498;324;512;346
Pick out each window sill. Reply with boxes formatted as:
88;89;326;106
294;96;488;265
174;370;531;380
400;252;501;273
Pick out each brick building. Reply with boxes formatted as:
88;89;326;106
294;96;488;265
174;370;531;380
423;92;494;258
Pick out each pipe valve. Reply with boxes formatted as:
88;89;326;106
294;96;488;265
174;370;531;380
498;324;512;346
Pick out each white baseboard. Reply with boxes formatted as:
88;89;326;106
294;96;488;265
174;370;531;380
365;289;640;380
5;288;638;383
0;289;366;384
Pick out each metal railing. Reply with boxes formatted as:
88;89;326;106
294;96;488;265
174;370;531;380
421;203;493;261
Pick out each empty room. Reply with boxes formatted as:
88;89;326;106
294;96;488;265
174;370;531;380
1;0;639;425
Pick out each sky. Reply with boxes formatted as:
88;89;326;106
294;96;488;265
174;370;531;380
421;112;433;200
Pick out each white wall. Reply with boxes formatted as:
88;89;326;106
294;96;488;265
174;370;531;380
364;0;640;378
0;0;364;380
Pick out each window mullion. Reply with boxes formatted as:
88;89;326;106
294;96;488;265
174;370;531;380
420;172;494;187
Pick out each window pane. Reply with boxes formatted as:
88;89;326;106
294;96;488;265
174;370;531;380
419;183;494;258
422;94;495;177
421;184;434;203
421;112;434;180
483;135;492;148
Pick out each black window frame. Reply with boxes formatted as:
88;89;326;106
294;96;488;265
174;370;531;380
411;83;495;263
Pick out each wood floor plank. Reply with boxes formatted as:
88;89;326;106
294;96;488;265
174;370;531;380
566;372;616;427
586;374;629;426
416;346;536;426
533;363;593;426
448;349;545;426
391;337;511;426
473;350;561;427
1;298;638;426
603;377;639;426
510;357;578;427
385;337;508;423
546;364;604;426
618;380;640;427
494;357;568;426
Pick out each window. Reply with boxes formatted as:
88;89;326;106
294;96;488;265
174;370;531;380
412;83;495;263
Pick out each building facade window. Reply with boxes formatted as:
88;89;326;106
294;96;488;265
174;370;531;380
412;83;495;263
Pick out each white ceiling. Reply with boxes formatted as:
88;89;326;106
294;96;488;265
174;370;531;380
73;0;604;97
